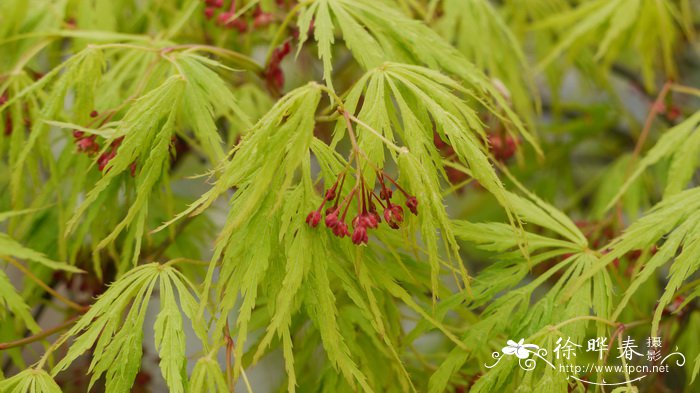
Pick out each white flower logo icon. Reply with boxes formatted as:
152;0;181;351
502;339;539;359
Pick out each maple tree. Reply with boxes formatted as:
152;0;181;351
0;0;699;392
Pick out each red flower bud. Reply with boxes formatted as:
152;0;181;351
333;222;348;238
90;110;99;118
97;150;116;171
383;205;403;229
406;196;418;215
204;7;216;19
380;188;393;200
76;136;99;154
325;209;340;228
306;210;321;227
362;213;378;229
218;12;247;31
351;225;368;245
253;12;274;28
488;134;518;162
205;0;223;7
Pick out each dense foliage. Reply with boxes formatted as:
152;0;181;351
0;0;699;392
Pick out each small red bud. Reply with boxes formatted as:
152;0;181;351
97;150;116;171
384;205;404;229
253;12;274;28
666;106;681;122
433;132;447;149
205;0;223;7
90;110;98;118
488;134;518;162
380;188;393;200
363;213;378;229
351;225;368;245
204;7;216;19
333;222;348;238
325;209;340;228
306;210;321;227
406;196;418;215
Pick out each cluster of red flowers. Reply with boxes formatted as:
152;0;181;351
72;110;136;176
306;170;418;245
71;110;101;155
434;131;518;191
203;0;276;32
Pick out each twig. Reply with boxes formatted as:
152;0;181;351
0;314;81;350
631;81;671;161
224;320;235;392
2;256;86;312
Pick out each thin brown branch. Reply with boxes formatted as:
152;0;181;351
2;256;86;312
0;314;81;350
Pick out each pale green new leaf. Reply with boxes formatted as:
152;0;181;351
0;233;81;272
604;110;700;210
0;269;39;333
52;263;197;393
188;357;228;393
296;0;537;149
0;369;62;393
439;0;537;124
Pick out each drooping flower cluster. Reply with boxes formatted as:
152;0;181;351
434;130;519;193
306;170;418;245
203;0;276;32
71;110;136;176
